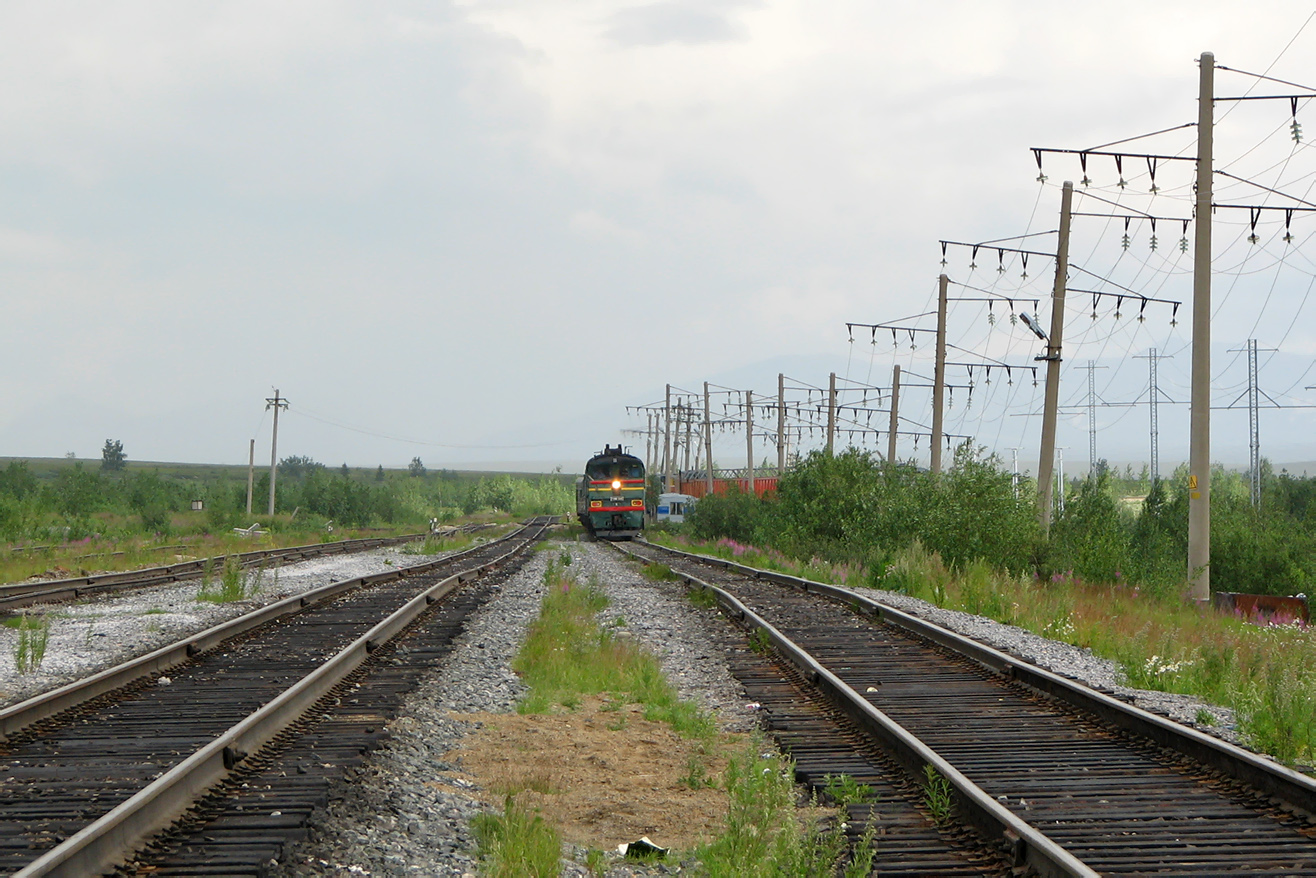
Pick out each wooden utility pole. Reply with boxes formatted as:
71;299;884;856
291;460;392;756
266;389;288;516
704;382;714;496
826;372;837;455
1038;182;1074;533
1188;52;1215;603
246;439;255;515
930;274;949;474
777;373;786;473
745;390;756;495
888;365;901;465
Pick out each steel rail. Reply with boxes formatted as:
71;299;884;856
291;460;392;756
665;541;1316;814
0;526;515;744
10;518;550;878
635;538;1316;817
0;531;453;614
615;542;1096;878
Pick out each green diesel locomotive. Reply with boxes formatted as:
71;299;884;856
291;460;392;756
576;445;645;540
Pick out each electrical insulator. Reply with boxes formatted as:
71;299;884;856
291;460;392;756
1118;177;1128;189
1149;235;1158;252
1285;231;1295;244
1292;119;1303;143
1149;183;1159;194
1248;232;1260;244
1121;233;1131;250
987;312;996;326
1179;236;1189;253
1037;172;1047;183
1081;175;1091;187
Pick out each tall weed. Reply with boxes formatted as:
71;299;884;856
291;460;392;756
12;612;52;674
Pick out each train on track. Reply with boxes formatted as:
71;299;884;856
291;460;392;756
576;445;646;540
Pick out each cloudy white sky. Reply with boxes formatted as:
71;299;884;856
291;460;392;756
3;1;1316;474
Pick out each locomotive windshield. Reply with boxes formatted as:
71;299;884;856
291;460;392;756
587;458;644;480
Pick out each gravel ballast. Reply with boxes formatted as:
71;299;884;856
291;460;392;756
269;541;758;877
1;534;1254;875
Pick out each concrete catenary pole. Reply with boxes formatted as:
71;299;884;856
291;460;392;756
888;364;901;465
644;411;654;476
683;402;693;477
826;372;837;456
745;390;756;495
1188;52;1215;603
1037;181;1075;533
777;373;787;473
246;439;255;515
663;384;673;494
930;273;949;474
704;382;714;496
266;390;288;516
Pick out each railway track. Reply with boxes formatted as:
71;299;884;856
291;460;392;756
0;517;554;878
620;539;1316;877
0;529;505;616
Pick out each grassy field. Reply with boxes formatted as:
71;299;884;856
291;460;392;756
0;452;573;583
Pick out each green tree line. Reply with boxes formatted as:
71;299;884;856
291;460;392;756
685;446;1316;598
0;458;574;541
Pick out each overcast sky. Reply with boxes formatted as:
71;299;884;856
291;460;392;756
3;2;1316;474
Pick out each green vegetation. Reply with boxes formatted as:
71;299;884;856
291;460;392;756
0;456;572;583
822;774;877;808
399;532;478;556
503;553;875;875
921;766;954;824
686;447;1316;597
697;739;877;878
641;562;680;581
748;627;773;654
471;795;561;878
515;558;713;738
196;555;270;603
10;612;52;674
666;445;1316;768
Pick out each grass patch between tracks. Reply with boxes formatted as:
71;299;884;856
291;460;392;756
466;548;876;876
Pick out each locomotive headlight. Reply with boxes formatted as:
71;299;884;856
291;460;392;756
611;479;622;491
